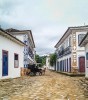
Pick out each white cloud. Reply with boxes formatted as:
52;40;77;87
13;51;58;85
0;0;88;55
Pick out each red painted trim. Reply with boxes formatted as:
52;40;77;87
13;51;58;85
2;50;8;76
79;56;85;72
14;53;19;68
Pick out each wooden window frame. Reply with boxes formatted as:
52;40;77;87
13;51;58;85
14;53;19;68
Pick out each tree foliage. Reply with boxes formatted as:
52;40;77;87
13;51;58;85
35;54;46;67
41;56;46;66
50;53;57;66
35;54;42;63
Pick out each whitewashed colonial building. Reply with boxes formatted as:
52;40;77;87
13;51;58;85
46;55;54;70
46;55;50;69
55;26;88;74
79;33;88;78
0;28;25;79
6;28;35;68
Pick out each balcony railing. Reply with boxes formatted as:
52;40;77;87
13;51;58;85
57;46;71;58
64;46;71;55
28;49;34;59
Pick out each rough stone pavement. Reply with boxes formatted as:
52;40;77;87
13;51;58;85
0;70;88;100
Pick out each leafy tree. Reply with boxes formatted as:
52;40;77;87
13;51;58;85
35;54;46;67
35;54;42;64
41;56;46;66
50;53;57;66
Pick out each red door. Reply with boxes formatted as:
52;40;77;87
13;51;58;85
79;57;85;72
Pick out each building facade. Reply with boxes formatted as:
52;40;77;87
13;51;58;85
55;26;88;73
0;28;24;79
79;33;88;78
46;55;50;69
6;28;35;68
46;55;55;70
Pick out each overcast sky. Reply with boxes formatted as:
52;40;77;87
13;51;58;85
0;0;88;55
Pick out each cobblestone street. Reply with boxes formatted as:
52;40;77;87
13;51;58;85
0;70;88;100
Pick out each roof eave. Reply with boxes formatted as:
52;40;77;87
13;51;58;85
27;30;35;48
54;27;70;48
0;28;25;46
55;25;88;48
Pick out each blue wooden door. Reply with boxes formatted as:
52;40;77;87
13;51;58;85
67;59;68;72
69;58;71;72
2;51;8;76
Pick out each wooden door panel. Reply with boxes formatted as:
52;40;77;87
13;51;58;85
2;51;8;76
79;57;85;72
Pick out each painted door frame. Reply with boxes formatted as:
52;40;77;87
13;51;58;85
14;53;19;68
79;56;85;72
2;50;8;76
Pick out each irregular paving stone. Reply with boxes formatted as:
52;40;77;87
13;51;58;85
0;70;87;100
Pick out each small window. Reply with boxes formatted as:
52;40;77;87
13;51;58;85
14;53;19;68
15;54;18;60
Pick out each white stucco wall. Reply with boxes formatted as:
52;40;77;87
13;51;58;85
76;51;85;70
49;66;55;70
56;34;72;72
46;56;50;68
13;33;35;66
76;32;86;51
0;35;24;79
57;54;71;72
14;34;24;42
75;32;86;70
56;30;88;73
57;34;72;50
